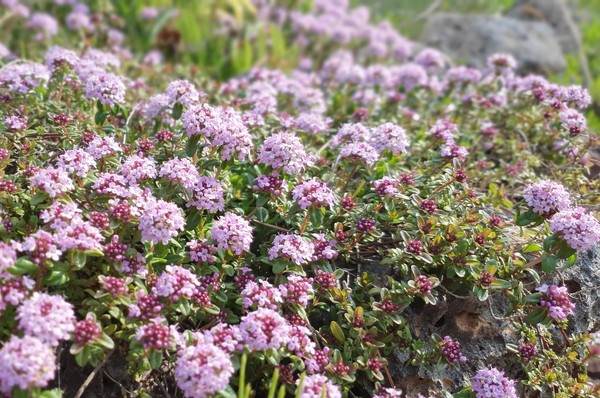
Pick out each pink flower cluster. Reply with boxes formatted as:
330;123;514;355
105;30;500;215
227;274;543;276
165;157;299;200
292;178;336;209
524;180;571;217
537;284;575;321
181;104;253;161
174;339;234;398
471;367;517;398
0;335;57;394
258;131;315;174
268;234;314;265
549;207;600;251
210;212;253;255
16;292;75;346
238;308;291;351
138;199;185;245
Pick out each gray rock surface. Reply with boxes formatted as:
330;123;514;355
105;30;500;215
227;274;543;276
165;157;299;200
506;0;580;54
386;245;600;396
421;14;566;75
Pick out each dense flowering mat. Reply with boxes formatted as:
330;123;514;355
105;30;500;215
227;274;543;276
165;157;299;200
0;1;600;397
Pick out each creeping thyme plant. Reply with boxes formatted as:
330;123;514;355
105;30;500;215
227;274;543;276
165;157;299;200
0;0;600;397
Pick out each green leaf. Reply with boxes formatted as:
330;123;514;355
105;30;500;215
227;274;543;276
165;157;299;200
525;308;548;325
475;287;489;301
149;350;163;369
29;192;47;206
541;254;558;273
94;110;108;125
516;210;542;226
522;243;542;253
172;102;183;120
39;389;63;398
187;210;202;231
256;207;269;222
75;346;91;367
186;135;201;157
453;390;477;398
72;252;87;270
10;257;39;275
45;270;69;286
330;321;345;343
96;333;115;350
543;235;558;252
555;239;577;260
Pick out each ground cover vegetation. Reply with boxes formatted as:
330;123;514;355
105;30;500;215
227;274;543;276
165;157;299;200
0;0;599;397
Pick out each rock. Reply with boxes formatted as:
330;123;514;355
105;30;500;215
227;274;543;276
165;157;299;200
506;0;580;54
385;245;600;395
388;294;521;397
421;14;566;75
558;245;600;334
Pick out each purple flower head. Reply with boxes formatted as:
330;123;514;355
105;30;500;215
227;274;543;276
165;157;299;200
119;155;157;185
21;230;62;265
53;218;104;252
140;7;159;20
253;174;284;195
340;141;379;165
279;274;314;306
187;176;225;213
440;143;468;163
138;199;185;245
370;123;409;155
537;284;575;321
549;207;600;251
258;132;315;174
0;241;17;278
86;136;122;159
4;114;27;131
27;13;58;39
16;292;75;346
153;265;200;302
56;148;96;178
439;335;467;364
136;323;174;351
159;157;199;190
333;123;371;147
181;104;253;160
268;234;315;265
373;177;400;198
73;315;101;346
429;120;457;143
559;85;592;110
29;166;74;198
0;336;56;394
174;340;233;398
297;374;341;398
0;62;49;93
241;280;283;310
238;308;291;351
414;48;446;71
165;79;202;108
45;45;80;72
187;239;217;264
312;233;338;261
523;180;571;218
487;53;517;73
296;112;331;134
393;63;428;91
559;108;587;136
373;388;404;398
471;367;517;398
84;72;126;106
292;178;336;209
210;212;253;256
